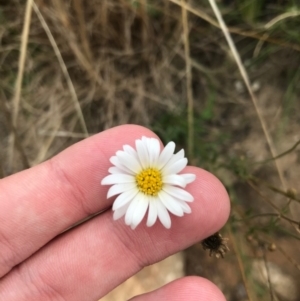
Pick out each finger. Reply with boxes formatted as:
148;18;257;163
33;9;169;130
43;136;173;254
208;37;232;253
0;166;230;301
0;125;155;277
129;276;226;301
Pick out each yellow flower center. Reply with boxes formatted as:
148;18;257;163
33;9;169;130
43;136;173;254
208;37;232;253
135;168;163;196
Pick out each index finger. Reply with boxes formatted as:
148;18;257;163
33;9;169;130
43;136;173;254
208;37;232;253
0;163;230;300
0;125;156;277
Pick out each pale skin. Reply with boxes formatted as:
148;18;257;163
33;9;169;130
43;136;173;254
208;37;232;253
0;125;230;301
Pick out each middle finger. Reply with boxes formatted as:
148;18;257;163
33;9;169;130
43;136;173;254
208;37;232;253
0;166;229;301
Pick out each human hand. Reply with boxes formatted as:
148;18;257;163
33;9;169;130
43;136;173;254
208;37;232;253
0;125;230;301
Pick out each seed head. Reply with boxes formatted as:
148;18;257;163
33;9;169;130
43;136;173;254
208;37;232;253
201;232;230;259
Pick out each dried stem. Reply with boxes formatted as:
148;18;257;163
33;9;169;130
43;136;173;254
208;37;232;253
73;0;93;62
168;0;300;52
207;0;287;193
32;1;88;137
262;249;275;301
228;227;254;301
181;0;194;159
9;0;33;170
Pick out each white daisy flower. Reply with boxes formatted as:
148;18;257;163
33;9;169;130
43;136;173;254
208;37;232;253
101;136;196;229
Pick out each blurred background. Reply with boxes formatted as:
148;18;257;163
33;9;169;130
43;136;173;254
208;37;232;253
1;0;300;300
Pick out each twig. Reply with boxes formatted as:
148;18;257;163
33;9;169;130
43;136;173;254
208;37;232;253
254;10;300;57
265;10;300;29
277;245;300;272
181;0;194;159
12;0;33;128
262;249;274;301
250;177;300;203
228;226;254;301
239;213;299;225
259;139;300;163
247;181;300;228
0;93;30;170
267;186;300;204
9;0;33;170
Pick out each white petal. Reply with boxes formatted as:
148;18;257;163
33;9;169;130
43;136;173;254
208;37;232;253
131;194;149;229
162;174;186;188
157;200;171;229
116;151;142;174
143;137;153;164
181;173;196;185
125;195;140;226
158;191;184;217
150;138;160;167
162;158;187;176
176;149;185;159
161;149;185;174
157;141;175;169
142;136;154;146
141;136;150;148
143;137;156;167
123;144;137;157
108;167;130;174
101;174;135;185
177;200;192;214
141;136;148;143
107;183;136;198
147;197;158;227
113;188;139;210
110;156;133;174
145;136;152;148
162;185;194;202
113;202;131;220
136;139;149;169
167;149;185;166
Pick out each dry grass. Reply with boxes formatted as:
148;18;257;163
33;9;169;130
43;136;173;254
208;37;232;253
0;1;300;300
1;0;185;170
